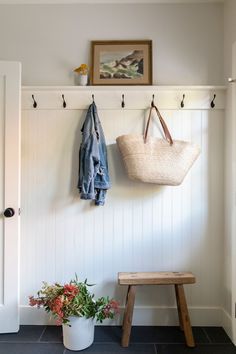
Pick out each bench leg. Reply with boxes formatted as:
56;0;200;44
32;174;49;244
175;284;184;330
121;285;136;347
175;284;195;348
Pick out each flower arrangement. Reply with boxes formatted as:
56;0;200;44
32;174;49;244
29;276;119;326
74;64;89;75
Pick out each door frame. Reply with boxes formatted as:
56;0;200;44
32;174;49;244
230;42;236;344
0;61;21;333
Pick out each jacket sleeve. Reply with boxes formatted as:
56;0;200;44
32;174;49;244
78;133;100;200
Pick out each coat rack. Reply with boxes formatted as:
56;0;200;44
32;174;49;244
22;86;226;111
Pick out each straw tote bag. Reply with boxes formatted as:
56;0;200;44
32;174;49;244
116;105;201;186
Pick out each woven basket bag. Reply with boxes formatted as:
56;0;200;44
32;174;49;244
116;105;201;186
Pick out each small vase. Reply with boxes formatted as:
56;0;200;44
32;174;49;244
77;74;88;86
62;316;94;351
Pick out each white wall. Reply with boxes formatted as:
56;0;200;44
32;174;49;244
0;3;223;85
223;0;236;342
20;88;225;326
224;0;236;81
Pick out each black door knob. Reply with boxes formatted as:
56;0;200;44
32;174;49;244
4;208;15;218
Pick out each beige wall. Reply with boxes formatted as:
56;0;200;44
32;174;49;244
0;3;223;85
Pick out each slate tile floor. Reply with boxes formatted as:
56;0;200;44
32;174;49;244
0;325;235;354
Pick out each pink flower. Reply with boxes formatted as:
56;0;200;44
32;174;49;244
29;296;38;307
56;318;63;326
63;284;79;300
109;300;120;314
29;296;44;307
102;300;120;318
49;296;64;318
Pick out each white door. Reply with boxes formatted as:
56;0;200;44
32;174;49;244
0;62;21;333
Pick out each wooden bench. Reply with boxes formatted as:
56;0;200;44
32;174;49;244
118;271;196;348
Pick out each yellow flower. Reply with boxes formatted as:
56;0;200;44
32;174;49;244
74;64;89;75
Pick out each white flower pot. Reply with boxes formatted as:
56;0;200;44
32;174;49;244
77;74;88;86
62;316;94;351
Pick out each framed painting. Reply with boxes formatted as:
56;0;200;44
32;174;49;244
91;40;152;85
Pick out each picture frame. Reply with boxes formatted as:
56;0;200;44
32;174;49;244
91;40;152;86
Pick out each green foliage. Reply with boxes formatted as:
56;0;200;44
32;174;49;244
29;276;119;326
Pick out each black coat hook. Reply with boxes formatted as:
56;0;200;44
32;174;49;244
151;94;155;107
211;94;216;108
62;94;66;108
121;94;125;108
32;94;37;108
92;94;95;103
181;94;185;108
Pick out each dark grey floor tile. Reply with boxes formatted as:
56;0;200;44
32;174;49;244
129;326;209;344
202;327;232;343
40;326;63;343
192;328;210;344
156;343;236;354
41;325;122;343
94;326;122;343
0;343;64;354
0;326;46;342
65;343;156;353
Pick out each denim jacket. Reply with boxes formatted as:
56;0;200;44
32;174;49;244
78;102;110;206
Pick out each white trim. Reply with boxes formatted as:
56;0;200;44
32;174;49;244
222;308;233;343
20;305;223;326
0;0;225;5
0;61;21;333
22;85;227;91
231;41;236;346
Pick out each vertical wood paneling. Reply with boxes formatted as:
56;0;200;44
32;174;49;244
20;106;224;314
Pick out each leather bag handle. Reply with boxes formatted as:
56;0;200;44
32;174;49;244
144;105;173;145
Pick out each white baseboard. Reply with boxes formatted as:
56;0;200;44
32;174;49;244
20;305;223;326
132;306;222;326
222;308;233;342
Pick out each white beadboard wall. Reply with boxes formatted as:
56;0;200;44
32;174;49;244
20;87;225;325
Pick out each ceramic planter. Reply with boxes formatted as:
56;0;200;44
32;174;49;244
62;316;94;351
77;74;88;86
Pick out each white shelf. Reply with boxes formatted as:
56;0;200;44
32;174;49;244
22;85;227;91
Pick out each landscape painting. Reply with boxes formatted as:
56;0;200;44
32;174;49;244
99;50;144;80
91;40;152;85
